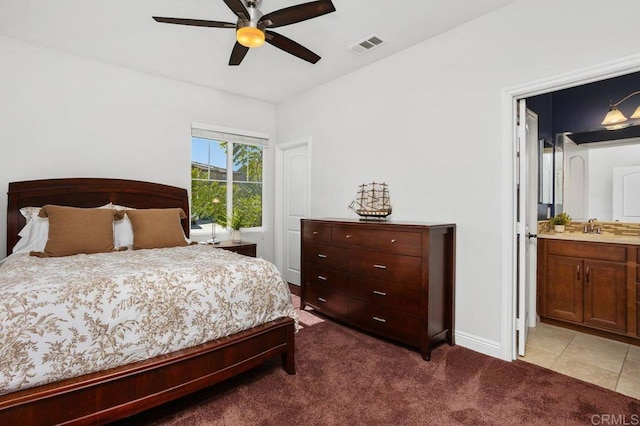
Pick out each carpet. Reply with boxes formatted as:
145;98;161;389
119;306;639;425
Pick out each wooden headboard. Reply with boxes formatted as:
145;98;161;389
7;178;190;254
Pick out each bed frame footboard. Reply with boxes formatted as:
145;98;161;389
0;317;296;425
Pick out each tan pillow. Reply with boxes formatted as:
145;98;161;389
38;205;117;257
126;208;188;250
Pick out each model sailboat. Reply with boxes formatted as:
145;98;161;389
348;182;392;220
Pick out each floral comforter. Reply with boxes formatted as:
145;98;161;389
0;245;298;395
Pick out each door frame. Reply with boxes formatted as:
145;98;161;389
274;137;312;282
500;53;640;361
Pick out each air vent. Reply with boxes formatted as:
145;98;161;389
347;34;388;55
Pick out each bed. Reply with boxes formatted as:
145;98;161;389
0;178;297;425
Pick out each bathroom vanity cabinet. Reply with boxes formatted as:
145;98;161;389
538;237;639;341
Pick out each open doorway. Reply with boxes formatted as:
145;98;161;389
507;62;640;398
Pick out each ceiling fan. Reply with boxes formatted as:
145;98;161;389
153;0;336;66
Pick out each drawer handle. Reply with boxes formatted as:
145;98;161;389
391;239;397;243
345;235;352;239
585;266;590;283
317;275;327;281
372;316;387;323
317;254;327;258
318;297;327;303
313;231;319;235
373;264;387;269
373;290;387;296
576;265;580;281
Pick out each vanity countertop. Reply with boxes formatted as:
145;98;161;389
538;232;640;246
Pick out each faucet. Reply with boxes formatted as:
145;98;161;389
585;218;601;234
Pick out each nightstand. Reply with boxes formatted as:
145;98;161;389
213;241;257;257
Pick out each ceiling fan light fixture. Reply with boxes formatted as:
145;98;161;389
237;26;265;48
153;0;336;65
631;105;640;120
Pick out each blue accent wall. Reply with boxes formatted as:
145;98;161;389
527;71;640;134
526;93;553;143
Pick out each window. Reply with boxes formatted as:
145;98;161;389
190;124;267;237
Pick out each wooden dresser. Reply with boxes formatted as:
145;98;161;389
301;219;456;360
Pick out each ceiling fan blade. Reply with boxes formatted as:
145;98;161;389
260;0;335;28
223;0;250;20
266;30;320;64
229;42;250;66
153;17;236;28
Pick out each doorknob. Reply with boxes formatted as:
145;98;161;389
526;233;537;239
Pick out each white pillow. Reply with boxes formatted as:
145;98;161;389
114;213;134;249
12;216;49;254
12;207;47;254
12;220;34;254
19;206;41;222
99;203;135;249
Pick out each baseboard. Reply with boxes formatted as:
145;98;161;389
455;330;503;360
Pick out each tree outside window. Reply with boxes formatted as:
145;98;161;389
191;137;263;236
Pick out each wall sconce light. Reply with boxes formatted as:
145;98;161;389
601;90;640;130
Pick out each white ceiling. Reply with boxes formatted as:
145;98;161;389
0;0;519;103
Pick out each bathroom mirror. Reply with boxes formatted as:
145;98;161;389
554;137;563;207
539;140;554;204
537;137;563;218
562;135;640;221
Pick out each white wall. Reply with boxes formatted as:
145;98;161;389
276;0;640;357
588;144;640;220
0;36;277;260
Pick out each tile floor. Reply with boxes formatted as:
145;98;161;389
519;322;640;399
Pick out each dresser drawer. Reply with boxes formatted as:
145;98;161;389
305;283;350;318
303;242;348;269
363;230;421;256
302;222;331;243
304;263;351;295
349;250;421;284
350;299;420;345
547;240;626;262
332;226;368;246
350;276;421;315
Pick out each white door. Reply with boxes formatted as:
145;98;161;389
525;109;539;329
613;165;640;222
563;136;589;221
280;143;310;285
516;100;538;357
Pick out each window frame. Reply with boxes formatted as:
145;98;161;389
190;123;268;237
